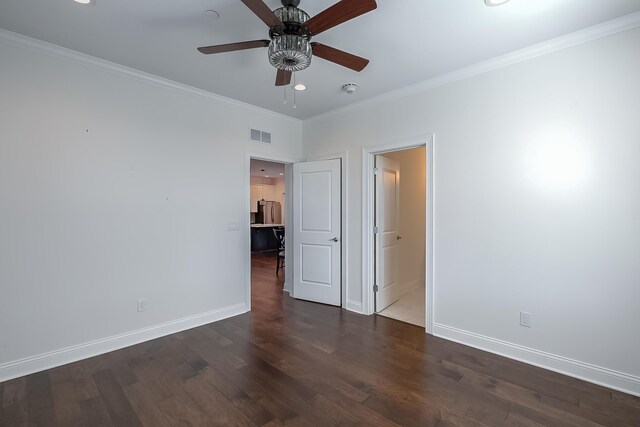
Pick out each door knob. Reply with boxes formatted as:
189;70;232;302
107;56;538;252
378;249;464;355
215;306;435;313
397;235;402;240
329;237;340;242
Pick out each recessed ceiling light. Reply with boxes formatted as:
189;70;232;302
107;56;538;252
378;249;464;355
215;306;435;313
279;173;284;176
74;0;95;5
484;0;510;6
293;83;306;91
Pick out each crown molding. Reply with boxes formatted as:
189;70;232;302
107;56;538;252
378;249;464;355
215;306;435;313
0;28;301;124
305;11;640;123
2;10;639;125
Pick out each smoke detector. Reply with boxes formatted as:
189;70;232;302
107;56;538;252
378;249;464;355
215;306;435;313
342;83;358;95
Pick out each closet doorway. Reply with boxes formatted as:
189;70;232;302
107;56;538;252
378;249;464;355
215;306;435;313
374;147;427;327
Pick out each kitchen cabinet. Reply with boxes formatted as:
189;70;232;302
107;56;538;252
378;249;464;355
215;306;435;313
251;226;280;252
250;183;276;212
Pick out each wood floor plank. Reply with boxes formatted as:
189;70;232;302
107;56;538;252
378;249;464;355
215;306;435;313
92;369;143;427
156;393;213;427
0;252;638;426
78;396;113;427
182;373;257;427
0;377;28;427
105;354;138;388
26;371;56;427
122;382;172;427
67;360;100;401
196;367;277;426
48;366;86;427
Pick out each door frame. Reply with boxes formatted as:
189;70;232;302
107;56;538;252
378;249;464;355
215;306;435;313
244;151;297;312
362;134;435;333
305;151;349;310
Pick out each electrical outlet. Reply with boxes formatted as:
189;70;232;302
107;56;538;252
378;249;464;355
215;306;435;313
137;299;147;312
520;311;532;328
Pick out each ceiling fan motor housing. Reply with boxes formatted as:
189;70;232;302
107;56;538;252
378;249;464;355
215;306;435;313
268;6;312;71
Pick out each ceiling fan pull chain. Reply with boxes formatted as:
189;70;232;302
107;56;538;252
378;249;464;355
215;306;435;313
283;85;287;104
293;72;297;109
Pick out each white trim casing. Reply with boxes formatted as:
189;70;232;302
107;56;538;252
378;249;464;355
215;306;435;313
362;135;435;334
433;323;640;398
0;303;248;383
245;152;299;311
346;300;363;314
3;11;639;125
425;136;435;333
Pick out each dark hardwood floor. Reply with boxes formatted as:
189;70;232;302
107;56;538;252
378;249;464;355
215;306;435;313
1;252;639;426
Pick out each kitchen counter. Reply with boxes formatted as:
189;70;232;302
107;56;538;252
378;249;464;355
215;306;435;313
250;224;283;252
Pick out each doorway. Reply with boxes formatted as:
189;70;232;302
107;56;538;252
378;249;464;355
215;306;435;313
374;147;426;327
245;155;344;311
248;158;292;310
362;135;434;332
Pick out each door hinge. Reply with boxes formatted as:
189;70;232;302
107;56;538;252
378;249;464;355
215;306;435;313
373;284;379;292
373;226;379;234
373;167;378;175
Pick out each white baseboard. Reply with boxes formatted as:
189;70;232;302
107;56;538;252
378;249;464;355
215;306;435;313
345;300;364;314
0;303;248;383
398;279;423;297
433;323;640;397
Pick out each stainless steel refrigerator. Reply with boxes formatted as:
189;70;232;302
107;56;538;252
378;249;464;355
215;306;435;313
256;201;282;224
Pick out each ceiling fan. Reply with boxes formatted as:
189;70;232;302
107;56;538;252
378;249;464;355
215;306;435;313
197;0;377;86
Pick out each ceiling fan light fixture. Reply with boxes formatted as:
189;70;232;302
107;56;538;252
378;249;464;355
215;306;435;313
268;35;312;72
73;0;95;5
273;6;310;26
294;83;306;91
484;0;510;6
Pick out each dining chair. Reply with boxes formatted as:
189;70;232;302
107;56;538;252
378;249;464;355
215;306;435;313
272;227;285;275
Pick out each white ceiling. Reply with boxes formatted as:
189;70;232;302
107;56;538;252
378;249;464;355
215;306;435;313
250;159;285;177
1;0;639;119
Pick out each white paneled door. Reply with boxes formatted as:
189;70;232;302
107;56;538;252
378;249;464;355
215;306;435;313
292;159;341;306
375;155;401;312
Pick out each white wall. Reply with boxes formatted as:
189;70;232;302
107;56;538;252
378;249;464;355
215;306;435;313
303;28;640;394
274;175;286;221
381;147;426;295
0;34;301;379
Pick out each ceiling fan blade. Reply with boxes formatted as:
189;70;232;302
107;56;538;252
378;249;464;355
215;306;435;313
240;0;283;28
275;69;292;86
311;43;369;72
197;40;270;55
305;0;377;36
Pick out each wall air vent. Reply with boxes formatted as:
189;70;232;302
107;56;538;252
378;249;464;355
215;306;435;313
261;131;271;144
250;128;272;144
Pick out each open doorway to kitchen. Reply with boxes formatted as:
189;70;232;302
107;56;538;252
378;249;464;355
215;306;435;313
248;158;292;311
